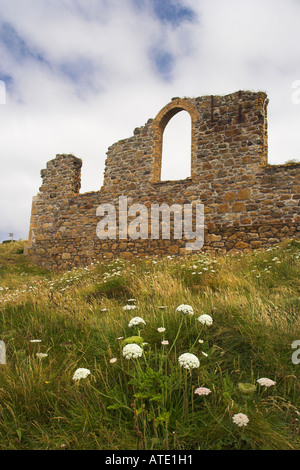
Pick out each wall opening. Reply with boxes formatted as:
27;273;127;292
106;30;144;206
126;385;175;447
160;110;191;181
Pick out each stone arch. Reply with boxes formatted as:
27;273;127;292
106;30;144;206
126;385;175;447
151;98;199;183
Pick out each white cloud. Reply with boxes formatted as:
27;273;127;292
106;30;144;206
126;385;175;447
0;0;299;241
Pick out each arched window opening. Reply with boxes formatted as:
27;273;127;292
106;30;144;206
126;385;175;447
160;110;191;181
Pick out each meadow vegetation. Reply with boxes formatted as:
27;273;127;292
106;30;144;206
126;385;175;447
0;239;299;450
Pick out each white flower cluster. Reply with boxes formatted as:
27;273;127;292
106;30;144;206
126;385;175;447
197;314;213;326
194;387;211;396
122;343;143;360
123;305;137;311
232;413;249;427
72;368;91;381
257;377;276;387
128;316;146;328
178;353;200;370
176;304;194;315
36;353;48;358
157;327;166;333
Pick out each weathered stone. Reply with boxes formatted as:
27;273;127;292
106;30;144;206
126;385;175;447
206;234;222;242
224;192;236;202
232;202;246;212
238;189;251;200
235;241;249;249
217;203;229;213
250;240;262;248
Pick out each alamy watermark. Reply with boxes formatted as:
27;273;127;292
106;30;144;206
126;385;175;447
291;340;300;365
0;80;6;104
0;340;6;365
96;196;204;250
291;80;300;104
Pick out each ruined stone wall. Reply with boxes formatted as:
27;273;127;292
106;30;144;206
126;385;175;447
24;91;300;271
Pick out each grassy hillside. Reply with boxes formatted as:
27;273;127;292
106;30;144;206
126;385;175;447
0;240;299;450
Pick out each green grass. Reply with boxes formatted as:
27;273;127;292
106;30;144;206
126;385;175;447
0;240;299;450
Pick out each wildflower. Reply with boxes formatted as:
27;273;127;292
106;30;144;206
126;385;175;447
72;368;91;381
201;351;208;357
122;343;143;360
123;305;137;311
128;316;146;328
109;358;117;364
161;340;169;346
195;387;211;396
198;339;204;344
232;413;249;427
176;304;194;316
178;353;200;370
157;327;166;333
116;336;124;341
36;353;48;358
197;314;213;326
30;339;41;343
257;377;276;387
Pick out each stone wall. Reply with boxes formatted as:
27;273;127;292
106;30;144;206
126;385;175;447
24;91;300;271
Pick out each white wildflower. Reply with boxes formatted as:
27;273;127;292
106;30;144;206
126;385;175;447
232;413;249;427
194;387;211;396
197;314;213;326
109;358;117;364
36;353;48;358
30;339;41;343
257;377;276;387
128;316;146;328
176;304;194;316
201;351;208;357
178;353;200;370
157;327;166;333
123;305;137;311
122;343;143;360
161;340;169;346
72;368;91;381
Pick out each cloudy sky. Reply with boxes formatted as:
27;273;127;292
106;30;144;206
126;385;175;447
0;0;300;242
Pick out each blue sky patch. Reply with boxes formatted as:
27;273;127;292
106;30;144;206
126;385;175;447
132;0;196;26
152;0;196;26
0;22;46;64
0;73;13;85
151;49;174;81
